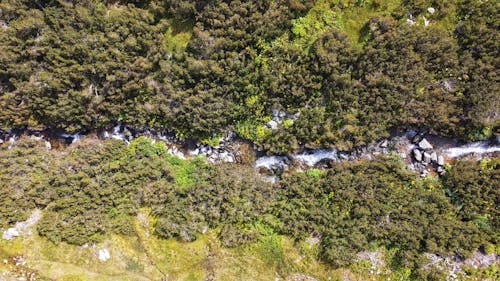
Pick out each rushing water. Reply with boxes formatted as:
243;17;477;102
254;136;500;172
292;149;339;166
444;141;500;158
255;155;288;170
2;126;499;168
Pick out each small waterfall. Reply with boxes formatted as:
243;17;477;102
293;149;339;166
255;156;288;170
444;141;500;158
101;124;132;143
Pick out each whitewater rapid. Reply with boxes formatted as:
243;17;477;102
444;141;500;158
255;138;500;171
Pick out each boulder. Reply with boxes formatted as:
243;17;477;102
437;155;445;166
436;164;447;176
271;108;280;117
412;134;423;144
98;248;110;262
188;148;200;156
2;228;20;240
379;139;389;148
413;149;423;162
430;152;438;163
219;151;235;163
420;170;429;177
423;152;431;164
418;138;433;150
266;120;278;130
423;16;430;27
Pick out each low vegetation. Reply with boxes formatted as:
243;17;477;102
1;137;498;279
0;0;498;150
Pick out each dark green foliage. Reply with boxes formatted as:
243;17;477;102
456;0;500;138
0;1;499;274
264;44;322;110
0;0;168;132
153;163;274;244
37;139;143;244
0;137;498;275
0;136;272;246
0;137;176;244
272;156;485;268
355;18;462;136
1;0;498;145
0;137;51;226
443;159;500;243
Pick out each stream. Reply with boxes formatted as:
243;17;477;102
1;125;499;175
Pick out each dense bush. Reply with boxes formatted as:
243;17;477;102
0;137;498;275
1;0;498;148
0;137;273;246
272;156;489;267
153;163;274;244
0;137;51;226
0;0;498;274
443;159;500;245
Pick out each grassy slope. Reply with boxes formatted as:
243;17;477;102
0;208;389;281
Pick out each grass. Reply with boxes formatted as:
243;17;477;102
164;18;194;52
338;0;402;46
2;210;493;281
0;209;352;281
165;154;206;188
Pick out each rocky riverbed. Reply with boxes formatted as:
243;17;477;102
1;125;499;179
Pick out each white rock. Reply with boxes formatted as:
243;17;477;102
220;152;235;163
418;138;433;151
266;120;278;130
423;152;431;163
430;152;438;163
379;139;388;148
423;16;430;27
427;7;435;14
201;226;208;234
2;228;20;240
175;151;185;159
437;155;445;166
98;249;110;261
413;149;423;162
45;141;51;150
188;148;200;156
14;209;41;236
